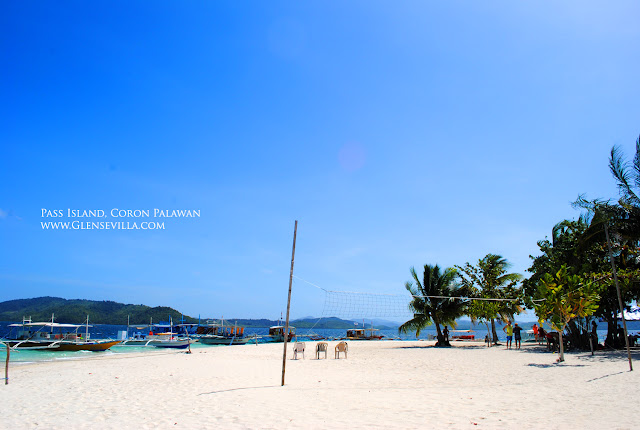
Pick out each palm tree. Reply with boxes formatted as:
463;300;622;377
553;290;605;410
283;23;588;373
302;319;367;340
399;264;469;347
456;254;522;344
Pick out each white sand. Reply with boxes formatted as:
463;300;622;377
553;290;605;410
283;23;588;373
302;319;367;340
1;341;638;429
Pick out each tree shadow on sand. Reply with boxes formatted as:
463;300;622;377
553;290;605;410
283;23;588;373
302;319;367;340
396;344;489;350
575;349;640;364
526;362;587;368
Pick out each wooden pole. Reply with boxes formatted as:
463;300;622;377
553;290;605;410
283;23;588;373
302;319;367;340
281;220;298;386
604;223;633;371
5;345;9;385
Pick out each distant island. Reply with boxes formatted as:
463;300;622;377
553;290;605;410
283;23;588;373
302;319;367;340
0;297;199;325
0;297;398;329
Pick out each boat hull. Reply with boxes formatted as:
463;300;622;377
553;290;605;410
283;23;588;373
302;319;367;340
199;336;250;345
117;339;154;347
149;340;191;349
0;340;57;350
54;340;121;351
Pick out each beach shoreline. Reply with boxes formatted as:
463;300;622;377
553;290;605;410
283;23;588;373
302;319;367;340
1;341;638;429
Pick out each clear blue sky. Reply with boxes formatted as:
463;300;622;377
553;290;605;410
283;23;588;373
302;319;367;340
1;1;639;320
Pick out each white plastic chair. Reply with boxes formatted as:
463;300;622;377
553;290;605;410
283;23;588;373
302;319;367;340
335;341;348;359
293;342;305;359
315;342;328;359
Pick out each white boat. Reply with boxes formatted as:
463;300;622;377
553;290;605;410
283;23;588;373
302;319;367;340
522;329;537;343
116;318;191;349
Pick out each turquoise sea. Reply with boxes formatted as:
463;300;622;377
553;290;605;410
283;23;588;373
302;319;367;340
2;320;638;364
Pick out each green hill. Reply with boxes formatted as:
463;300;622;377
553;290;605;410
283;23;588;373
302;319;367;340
0;297;395;329
227;317;394;329
222;317;357;329
292;317;362;329
0;297;197;325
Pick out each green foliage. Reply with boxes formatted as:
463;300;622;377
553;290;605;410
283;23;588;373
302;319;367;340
522;218;606;307
532;265;600;361
534;266;599;332
521;216;640;329
457;254;523;323
586;269;640;320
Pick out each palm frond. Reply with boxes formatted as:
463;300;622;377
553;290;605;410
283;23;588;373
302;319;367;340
398;314;432;336
633;135;640;191
610;145;640;206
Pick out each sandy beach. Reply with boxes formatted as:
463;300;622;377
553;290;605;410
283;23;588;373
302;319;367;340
1;341;638;429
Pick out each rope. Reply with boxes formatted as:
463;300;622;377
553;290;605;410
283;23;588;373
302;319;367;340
292;275;521;302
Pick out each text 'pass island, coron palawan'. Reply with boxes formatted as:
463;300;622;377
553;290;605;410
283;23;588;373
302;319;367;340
41;209;201;218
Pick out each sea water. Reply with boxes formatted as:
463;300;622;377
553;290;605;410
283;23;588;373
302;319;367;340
1;321;638;364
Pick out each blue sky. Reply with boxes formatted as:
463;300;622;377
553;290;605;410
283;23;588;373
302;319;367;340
1;1;639;320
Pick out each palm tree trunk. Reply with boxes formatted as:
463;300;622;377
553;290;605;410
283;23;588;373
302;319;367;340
485;322;491;347
434;320;444;346
491;319;499;344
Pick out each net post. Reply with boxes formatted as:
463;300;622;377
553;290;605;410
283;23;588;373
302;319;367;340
5;344;9;385
281;220;298;386
604;223;633;371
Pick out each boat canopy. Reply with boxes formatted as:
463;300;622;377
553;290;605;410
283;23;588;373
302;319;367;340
8;322;87;328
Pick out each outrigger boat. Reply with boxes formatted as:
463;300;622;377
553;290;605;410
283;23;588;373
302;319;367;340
117;317;191;349
450;330;475;341
266;325;296;342
1;316;120;351
346;328;384;340
197;319;252;345
522;329;537;343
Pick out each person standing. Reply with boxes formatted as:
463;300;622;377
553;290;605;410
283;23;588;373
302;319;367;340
538;326;547;346
617;325;625;348
532;323;539;342
538;324;547;345
513;323;523;350
591;321;598;348
503;321;513;349
443;326;450;343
